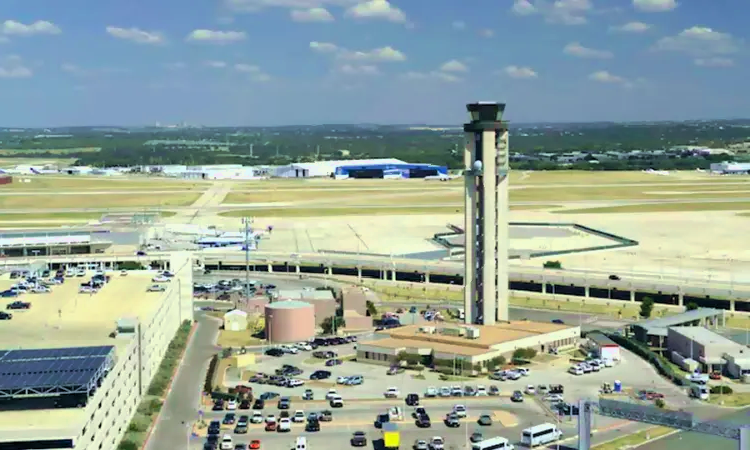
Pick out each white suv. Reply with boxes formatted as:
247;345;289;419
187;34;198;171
384;387;400;398
424;387;437;397
429;437;445;450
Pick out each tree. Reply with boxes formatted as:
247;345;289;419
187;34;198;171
543;260;562;269
640;297;655;319
365;300;377;317
686;302;699;311
321;316;346;335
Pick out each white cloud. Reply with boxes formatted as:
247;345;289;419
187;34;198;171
0;55;33;78
345;0;407;23
309;41;339;53
439;60;468;73
106;26;164;45
564;42;613;58
589;70;627;84
204;60;228;68
479;29;494;38
452;21;466;30
224;0;356;13
1;20;61;36
336;64;380;75
510;0;592;25
186;29;246;44
653;26;740;56
694;57;734;67
633;0;677;12
252;73;272;82
0;36;8;44
610;21;651;33
338;46;406;62
503;65;538;79
291;7;335;22
235;63;261;72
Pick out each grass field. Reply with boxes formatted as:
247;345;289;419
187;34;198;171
0;176;208;191
0;193;200;209
559;201;750;214
0;157;77;167
593;426;674;450
0;147;101;155
224;180;750;205
218;204;558;218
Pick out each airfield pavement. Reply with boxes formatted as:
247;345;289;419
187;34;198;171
0;171;750;283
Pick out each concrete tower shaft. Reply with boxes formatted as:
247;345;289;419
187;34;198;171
463;102;510;325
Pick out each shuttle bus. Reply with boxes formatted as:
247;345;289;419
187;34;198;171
471;436;514;450
521;423;563;447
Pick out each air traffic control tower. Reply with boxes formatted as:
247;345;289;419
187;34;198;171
463;102;510;325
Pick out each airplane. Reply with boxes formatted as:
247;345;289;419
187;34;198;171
424;173;457;181
642;169;670;176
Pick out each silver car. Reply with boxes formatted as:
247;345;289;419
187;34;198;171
414;440;428;450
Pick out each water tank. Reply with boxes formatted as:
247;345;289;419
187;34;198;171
265;301;316;343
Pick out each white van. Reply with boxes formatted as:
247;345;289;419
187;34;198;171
471;436;514;450
569;366;584;376
521;423;563;447
690;384;709;400
295;437;308;450
330;394;344;408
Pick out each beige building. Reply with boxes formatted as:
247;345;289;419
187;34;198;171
357;321;579;367
0;252;193;450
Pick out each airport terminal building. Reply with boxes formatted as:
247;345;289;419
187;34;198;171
0;253;193;450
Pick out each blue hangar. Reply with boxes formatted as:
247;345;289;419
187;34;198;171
334;163;448;179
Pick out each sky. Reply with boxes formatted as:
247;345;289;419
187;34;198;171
0;0;747;126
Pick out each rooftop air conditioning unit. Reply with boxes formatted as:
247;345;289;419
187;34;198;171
420;326;436;334
465;327;481;339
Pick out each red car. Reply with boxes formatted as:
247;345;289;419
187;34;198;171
710;371;722;380
249;440;261;449
265;422;276;432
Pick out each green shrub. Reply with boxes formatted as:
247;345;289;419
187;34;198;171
128;417;150;433
117;439;139;450
655;398;666;409
710;385;733;395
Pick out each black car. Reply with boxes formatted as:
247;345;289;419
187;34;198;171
306;419;320;432
222;413;236;425
6;301;30;310
325;359;343;367
265;348;284;357
470;432;484;443
303;389;314;400
207;420;221;435
549;384;564;394
405;393;419;406
551;319;565;324
351;431;367;447
556;402;580;416
374;413;389;429
278;397;291;409
0;311;12;320
310;370;332;380
609;274;620;281
212;400;224;411
415;414;431;428
259;392;279;400
239;399;251;409
204;442;218;450
511;391;524;402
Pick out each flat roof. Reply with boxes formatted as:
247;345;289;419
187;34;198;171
0;270;163;351
0;270;168;436
276;289;335;301
633;308;724;336
669;326;748;352
266;300;313;309
588;332;618;347
361;321;575;357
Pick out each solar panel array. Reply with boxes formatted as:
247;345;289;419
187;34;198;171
0;345;114;392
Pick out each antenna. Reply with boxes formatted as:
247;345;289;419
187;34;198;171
250;143;254;158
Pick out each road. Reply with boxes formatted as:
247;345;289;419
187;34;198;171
145;313;221;450
638;407;750;450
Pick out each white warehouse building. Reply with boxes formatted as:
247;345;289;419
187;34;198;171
274;158;406;178
709;162;750;175
0;252;194;450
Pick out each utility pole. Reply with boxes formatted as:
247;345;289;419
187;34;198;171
316;145;320;159
243;217;252;300
249;143;254;158
275;145;280;158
